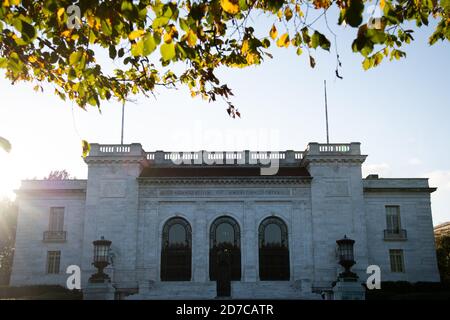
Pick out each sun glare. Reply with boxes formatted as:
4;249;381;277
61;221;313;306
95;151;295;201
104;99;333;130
0;151;21;200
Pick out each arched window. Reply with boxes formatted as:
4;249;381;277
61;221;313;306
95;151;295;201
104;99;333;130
161;217;192;281
209;216;241;281
259;217;290;280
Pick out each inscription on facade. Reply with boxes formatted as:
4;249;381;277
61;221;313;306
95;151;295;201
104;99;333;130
140;188;309;198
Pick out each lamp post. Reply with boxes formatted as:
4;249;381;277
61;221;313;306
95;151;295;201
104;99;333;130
336;235;358;280
89;236;112;283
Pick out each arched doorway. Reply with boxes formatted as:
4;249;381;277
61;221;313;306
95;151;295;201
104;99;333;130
209;216;241;281
258;217;290;280
161;217;192;281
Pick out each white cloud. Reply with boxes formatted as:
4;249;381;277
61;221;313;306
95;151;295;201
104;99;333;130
362;163;391;178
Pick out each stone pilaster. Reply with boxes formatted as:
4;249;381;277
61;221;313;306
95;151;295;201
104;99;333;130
193;201;208;282
243;201;257;282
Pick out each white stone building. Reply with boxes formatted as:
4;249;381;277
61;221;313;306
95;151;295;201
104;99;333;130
10;142;440;299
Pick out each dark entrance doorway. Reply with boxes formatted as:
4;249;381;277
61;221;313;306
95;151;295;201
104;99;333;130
216;248;232;297
209;216;241;281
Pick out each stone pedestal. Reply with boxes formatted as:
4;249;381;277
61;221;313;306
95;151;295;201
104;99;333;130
332;280;365;300
83;281;115;300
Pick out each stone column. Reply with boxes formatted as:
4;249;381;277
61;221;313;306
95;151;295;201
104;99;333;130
193;201;208;282
243;201;257;282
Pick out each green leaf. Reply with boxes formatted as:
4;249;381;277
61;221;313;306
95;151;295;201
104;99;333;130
0;57;7;68
311;31;330;51
109;45;117;59
362;57;372;70
152;17;170;29
160;42;176;61
373;52;383;66
309;55;316;68
366;29;386;44
69;51;82;65
131;40;143;56
179;18;189;32
101;19;113;36
121;1;133;12
344;0;364;27
0;136;12;153
142;33;157;55
20;20;36;42
81;140;90;158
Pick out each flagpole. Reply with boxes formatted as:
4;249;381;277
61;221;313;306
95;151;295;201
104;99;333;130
324;80;330;145
121;100;125;145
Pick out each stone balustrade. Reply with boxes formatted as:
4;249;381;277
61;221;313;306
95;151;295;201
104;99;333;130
86;142;361;166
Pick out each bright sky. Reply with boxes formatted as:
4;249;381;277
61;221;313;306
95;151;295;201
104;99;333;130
0;9;449;225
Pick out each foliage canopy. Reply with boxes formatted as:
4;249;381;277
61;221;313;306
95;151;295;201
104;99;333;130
0;0;448;113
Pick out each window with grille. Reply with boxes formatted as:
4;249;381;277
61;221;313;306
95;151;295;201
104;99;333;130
46;251;61;274
386;206;401;233
49;207;64;231
389;249;405;273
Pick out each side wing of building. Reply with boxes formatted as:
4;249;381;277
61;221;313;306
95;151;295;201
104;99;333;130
10;180;86;286
363;176;440;282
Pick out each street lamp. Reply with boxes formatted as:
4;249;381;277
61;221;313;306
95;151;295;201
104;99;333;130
89;236;112;283
336;235;358;280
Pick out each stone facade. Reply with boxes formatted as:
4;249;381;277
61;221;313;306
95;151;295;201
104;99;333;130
10;142;440;299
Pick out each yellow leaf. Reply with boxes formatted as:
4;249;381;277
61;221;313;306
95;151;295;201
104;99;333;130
221;0;240;15
246;52;258;65
57;7;65;21
284;6;293;21
277;9;283;20
81;140;91;158
312;0;332;9
163;31;172;43
186;29;197;47
241;40;249;54
295;4;304;17
276;33;290;48
28;56;37;63
128;30;145;41
380;0;386;9
87;15;95;28
61;30;71;38
270;24;278;40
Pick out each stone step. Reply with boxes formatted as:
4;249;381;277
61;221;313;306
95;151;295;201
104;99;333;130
126;281;321;300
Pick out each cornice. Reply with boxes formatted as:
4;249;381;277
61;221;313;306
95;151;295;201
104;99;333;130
138;176;312;185
302;154;367;165
364;187;437;193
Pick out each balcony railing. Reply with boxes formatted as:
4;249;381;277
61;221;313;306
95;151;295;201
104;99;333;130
384;229;407;241
43;231;67;242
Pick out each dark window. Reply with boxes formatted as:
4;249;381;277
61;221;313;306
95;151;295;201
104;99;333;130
386;206;401;233
161;217;192;281
49;207;64;231
46;251;61;274
209;216;241;281
259;217;290;280
389;249;405;273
